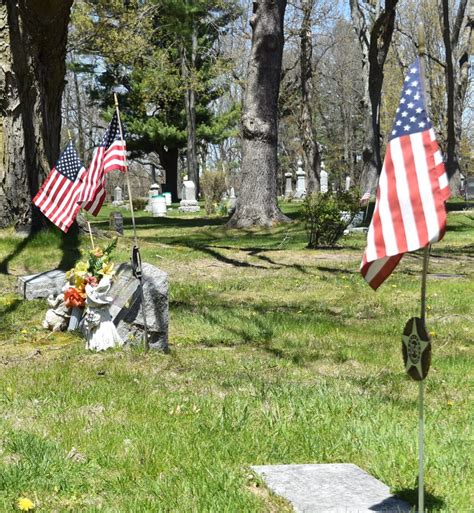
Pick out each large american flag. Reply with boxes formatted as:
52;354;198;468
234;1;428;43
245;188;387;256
78;112;127;216
361;57;450;290
33;142;86;233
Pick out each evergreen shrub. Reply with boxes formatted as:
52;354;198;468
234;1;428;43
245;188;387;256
302;190;360;248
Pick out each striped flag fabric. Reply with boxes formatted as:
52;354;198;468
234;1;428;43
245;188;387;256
78;112;127;216
33;142;86;232
360;57;450;290
360;191;371;206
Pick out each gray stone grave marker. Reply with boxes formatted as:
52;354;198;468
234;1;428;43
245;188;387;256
179;180;200;212
252;463;411;513
109;211;124;235
17;269;67;300
108;262;169;351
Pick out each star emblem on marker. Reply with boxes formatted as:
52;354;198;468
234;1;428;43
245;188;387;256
402;317;431;381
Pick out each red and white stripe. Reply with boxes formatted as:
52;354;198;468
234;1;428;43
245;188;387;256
77;147;105;207
361;128;450;290
33;167;87;233
103;139;127;174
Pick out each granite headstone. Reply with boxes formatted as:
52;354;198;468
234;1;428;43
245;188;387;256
108;262;169;351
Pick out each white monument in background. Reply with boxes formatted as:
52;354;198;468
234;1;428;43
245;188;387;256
179;177;200;212
284;172;293;198
294;159;306;199
320;162;328;193
345;176;351;191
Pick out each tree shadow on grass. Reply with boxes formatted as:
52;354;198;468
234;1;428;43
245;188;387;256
0;232;38;275
57;222;81;271
171;296;343;366
393;486;445;512
0;223;81;275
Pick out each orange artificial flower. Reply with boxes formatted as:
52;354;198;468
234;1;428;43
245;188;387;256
64;287;86;308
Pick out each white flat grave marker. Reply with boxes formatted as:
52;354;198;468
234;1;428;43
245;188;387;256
251;463;411;513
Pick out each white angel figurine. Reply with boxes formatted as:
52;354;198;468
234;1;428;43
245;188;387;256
82;276;123;351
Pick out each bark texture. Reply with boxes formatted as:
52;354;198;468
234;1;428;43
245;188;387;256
439;0;473;189
0;0;73;228
349;0;398;195
181;25;199;192
159;146;179;202
300;0;320;193
228;0;290;228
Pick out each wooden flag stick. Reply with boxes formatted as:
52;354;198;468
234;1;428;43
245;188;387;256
114;94;138;247
68;128;95;250
113;94;150;351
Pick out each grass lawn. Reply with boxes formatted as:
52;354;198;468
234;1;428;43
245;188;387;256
0;202;473;512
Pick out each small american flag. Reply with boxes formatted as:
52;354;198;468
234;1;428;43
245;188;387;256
360;191;371;205
360;57;450;290
33;142;86;232
78;112;127;216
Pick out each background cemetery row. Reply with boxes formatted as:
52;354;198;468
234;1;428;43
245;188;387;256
0;1;472;229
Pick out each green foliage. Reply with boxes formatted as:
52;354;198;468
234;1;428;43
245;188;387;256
200;168;228;214
131;197;148;211
302;190;360;248
0;207;472;511
71;0;241;158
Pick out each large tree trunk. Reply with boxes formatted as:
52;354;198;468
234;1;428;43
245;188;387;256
439;0;472;192
300;0;320;194
0;0;73;229
159;146;179;202
349;0;398;195
228;0;290;228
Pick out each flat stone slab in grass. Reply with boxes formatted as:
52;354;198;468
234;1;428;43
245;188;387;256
252;463;411;513
17;269;67;300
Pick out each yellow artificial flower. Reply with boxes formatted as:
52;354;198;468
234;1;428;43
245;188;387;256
17;497;34;511
99;261;114;276
91;247;104;258
75;261;89;275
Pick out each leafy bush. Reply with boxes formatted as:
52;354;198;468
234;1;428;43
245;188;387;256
131;197;148;211
200;169;228;214
302;190;360;248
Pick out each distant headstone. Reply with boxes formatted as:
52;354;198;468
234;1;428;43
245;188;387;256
284;172;293;198
18;269;67;300
163;192;172;206
146;183;160;211
179;180;200;212
228;187;237;214
345;176;351;191
344;210;368;235
294;160;306;199
252;464;411;513
112;186;123;206
151;195;167;217
466;177;474;200
108;262;169;351
109;211;124;235
320;164;328;193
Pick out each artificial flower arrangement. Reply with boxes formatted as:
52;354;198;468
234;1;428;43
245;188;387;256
64;238;117;309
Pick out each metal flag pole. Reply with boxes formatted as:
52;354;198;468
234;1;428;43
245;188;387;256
417;25;429;513
418;244;431;513
68;129;95;249
114;94;150;351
